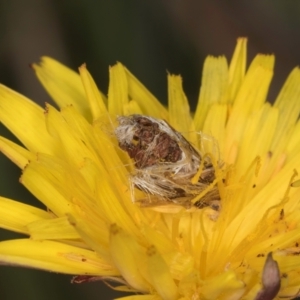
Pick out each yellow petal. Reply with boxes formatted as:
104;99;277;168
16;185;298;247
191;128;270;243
231;54;274;111
235;103;278;175
246;228;300;258
225;54;274;158
109;224;151;292
0;239;117;275
0;136;34;169
33;57;92;121
228;38;247;102
271;67;300;152
108;63;129;115
45;104;98;167
20;156;75;216
143;225;175;255
168;74;196;144
146;245;178;300
0;84;56;154
0;196;51;234
202;103;227;154
94;122;131;184
201;270;244;299
275;255;300;275
95;177;140;238
67;214;110;261
125;65;168;119
27;216;80;240
124;99;143;115
286;120;300;158
79;64;108;121
194;55;228;131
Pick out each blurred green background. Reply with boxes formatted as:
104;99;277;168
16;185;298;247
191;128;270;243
0;1;300;299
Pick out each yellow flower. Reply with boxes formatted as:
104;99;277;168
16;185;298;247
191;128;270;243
0;38;300;300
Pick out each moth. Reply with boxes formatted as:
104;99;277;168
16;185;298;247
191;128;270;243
115;115;220;210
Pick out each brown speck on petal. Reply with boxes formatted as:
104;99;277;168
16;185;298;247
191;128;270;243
255;252;281;300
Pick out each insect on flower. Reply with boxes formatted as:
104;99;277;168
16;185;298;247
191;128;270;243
115;115;221;210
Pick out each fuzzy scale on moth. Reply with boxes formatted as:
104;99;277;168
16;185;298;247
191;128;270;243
115;115;220;210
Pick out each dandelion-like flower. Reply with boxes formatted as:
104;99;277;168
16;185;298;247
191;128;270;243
0;38;300;299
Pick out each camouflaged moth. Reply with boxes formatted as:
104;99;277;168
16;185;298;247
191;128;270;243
115;115;220;210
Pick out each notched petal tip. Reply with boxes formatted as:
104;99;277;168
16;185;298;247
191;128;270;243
255;252;281;300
